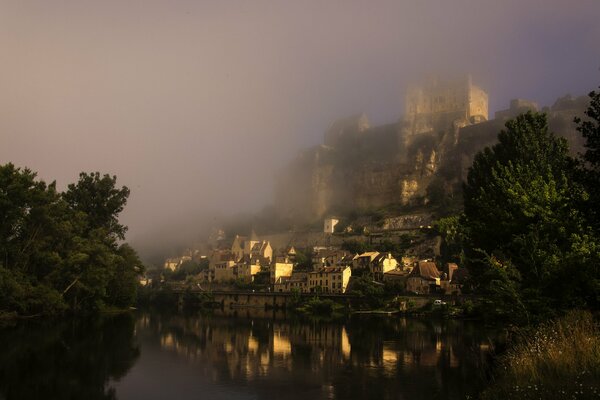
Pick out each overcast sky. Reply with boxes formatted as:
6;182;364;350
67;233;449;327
1;0;599;253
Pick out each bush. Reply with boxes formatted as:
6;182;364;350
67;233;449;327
483;311;600;399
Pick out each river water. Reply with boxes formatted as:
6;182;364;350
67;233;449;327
0;309;501;400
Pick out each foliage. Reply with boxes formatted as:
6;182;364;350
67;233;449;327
169;259;208;281
575;88;600;232
0;164;142;316
296;297;344;316
341;240;367;254
348;276;385;309
293;248;313;271
461;112;600;320
432;215;463;264
63;172;130;240
182;289;215;310
482;311;600;399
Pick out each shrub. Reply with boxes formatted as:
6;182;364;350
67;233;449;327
483;310;600;399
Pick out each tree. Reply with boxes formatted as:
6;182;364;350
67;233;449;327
462;112;600;318
575;88;600;231
0;164;142;316
0;164;67;315
63;172;130;240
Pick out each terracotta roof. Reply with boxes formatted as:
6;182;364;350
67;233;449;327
444;263;459;281
409;261;440;280
384;269;409;276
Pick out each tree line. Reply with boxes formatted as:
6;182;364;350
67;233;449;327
0;169;142;317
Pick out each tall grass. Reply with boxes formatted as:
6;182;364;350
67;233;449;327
483;310;600;399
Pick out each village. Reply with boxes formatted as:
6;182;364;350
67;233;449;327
157;217;468;298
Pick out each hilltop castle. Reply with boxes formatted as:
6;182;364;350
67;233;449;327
275;76;586;223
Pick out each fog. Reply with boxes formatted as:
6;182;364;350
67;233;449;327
1;0;599;261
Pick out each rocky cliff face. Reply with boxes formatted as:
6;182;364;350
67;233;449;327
275;94;588;223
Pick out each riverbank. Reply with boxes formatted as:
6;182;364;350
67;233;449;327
482;311;600;399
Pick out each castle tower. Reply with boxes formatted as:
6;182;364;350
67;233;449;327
403;75;488;126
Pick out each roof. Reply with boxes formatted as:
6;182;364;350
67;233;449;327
211;250;236;262
289;272;309;282
312;266;349;274
409;261;440;280
384;269;410;276
251;241;270;252
444;263;459;280
339;254;358;263
239;254;270;266
285;246;296;255
357;252;380;259
373;253;395;263
313;249;351;259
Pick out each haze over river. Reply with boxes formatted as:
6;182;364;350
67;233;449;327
0;310;502;400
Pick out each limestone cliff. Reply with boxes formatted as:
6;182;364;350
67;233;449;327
275;78;588;223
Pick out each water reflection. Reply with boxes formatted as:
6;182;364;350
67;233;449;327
126;310;498;400
0;314;139;400
0;311;499;400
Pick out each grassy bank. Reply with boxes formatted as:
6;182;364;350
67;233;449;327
483;310;600;399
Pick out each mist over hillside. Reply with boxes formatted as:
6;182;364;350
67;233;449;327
0;1;598;262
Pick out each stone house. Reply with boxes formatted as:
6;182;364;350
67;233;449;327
271;256;294;284
312;249;355;269
323;217;340;233
274;272;310;293
353;252;380;270
163;255;192;271
308;266;351;294
250;241;273;263
370;253;398;281
405;261;441;294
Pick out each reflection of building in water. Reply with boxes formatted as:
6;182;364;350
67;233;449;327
272;330;291;357
145;314;497;398
341;327;351;359
248;334;259;353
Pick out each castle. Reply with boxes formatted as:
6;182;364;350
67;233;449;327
275;75;587;223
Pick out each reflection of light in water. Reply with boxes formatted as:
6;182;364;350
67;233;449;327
436;339;442;352
225;342;233;353
341;327;351;359
248;334;259;353
382;344;398;375
161;333;175;349
272;331;291;357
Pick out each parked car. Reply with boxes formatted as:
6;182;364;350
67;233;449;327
433;299;446;306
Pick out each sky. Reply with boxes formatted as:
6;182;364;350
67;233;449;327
1;0;599;257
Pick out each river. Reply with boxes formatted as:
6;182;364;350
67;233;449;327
0;309;501;400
